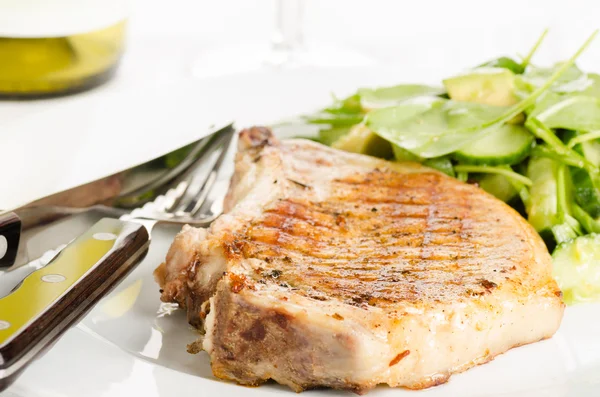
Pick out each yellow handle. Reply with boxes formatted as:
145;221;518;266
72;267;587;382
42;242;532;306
0;218;131;346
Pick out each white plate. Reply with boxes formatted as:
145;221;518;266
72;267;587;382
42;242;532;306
6;67;600;397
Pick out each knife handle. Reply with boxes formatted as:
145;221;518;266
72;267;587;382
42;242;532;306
0;218;149;391
0;211;21;268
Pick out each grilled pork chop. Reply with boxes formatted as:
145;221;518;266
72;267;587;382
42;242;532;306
155;127;564;393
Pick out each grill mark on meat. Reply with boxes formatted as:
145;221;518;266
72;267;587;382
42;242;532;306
267;200;339;229
234;174;524;304
157;127;564;393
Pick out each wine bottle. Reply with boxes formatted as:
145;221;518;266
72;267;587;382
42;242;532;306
0;0;128;98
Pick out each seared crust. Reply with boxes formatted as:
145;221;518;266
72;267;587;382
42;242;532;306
156;127;564;393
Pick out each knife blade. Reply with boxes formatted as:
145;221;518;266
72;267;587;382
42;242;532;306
0;122;234;269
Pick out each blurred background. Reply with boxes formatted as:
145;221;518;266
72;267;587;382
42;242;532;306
123;0;600;84
2;0;600;208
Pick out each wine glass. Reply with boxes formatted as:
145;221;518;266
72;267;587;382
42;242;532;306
191;0;375;78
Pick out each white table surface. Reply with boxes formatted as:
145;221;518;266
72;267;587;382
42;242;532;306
3;2;600;396
3;0;600;209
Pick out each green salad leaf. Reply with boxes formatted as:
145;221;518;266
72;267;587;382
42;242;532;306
366;33;597;158
324;93;363;115
359;84;445;109
478;57;525;74
367;99;510;157
299;30;600;304
536;96;600;131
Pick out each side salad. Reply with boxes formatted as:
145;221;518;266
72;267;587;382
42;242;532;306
304;31;600;305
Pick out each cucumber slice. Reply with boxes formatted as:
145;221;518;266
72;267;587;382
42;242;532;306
478;173;518;202
455;124;534;165
552;233;600;304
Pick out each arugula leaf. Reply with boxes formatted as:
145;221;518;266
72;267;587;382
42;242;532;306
454;165;533;186
572;204;600;233
526;118;597;172
551;214;583;245
568;130;600;149
521;29;549;69
571;166;600;218
303;112;364;127
475;30;547;74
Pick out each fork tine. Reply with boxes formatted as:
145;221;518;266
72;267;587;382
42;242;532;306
163;127;235;214
117;123;234;209
173;128;236;216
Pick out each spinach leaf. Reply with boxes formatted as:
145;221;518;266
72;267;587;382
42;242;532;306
324;93;363;115
366;32;598;159
519;63;590;93
479;57;525;74
367;99;508;157
358;84;445;109
536;95;600;131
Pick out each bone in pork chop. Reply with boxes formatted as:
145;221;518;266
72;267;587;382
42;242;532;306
154;126;564;394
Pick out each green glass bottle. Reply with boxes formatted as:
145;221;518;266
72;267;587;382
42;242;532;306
0;1;128;98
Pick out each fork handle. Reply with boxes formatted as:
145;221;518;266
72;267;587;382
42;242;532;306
0;211;21;268
0;218;149;391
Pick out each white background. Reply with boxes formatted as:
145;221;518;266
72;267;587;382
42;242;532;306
3;0;600;208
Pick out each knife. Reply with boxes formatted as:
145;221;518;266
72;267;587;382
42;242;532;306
0;123;234;391
1;122;234;270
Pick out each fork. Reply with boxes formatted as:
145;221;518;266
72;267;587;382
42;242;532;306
0;125;236;391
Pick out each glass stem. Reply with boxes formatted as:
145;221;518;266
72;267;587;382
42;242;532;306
269;0;304;65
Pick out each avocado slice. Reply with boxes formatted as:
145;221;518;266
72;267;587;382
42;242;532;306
332;124;393;158
443;67;517;107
